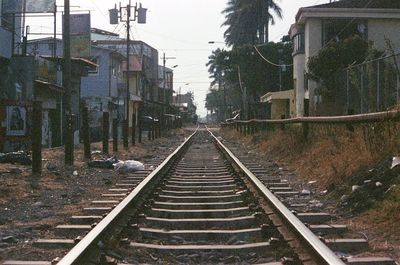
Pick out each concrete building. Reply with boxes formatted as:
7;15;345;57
260;89;295;119
91;29;160;130
24;38;96;147
173;92;197;123
289;0;400;116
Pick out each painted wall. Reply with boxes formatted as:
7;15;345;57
0;27;11;58
368;19;400;51
293;53;305;117
304;18;322;116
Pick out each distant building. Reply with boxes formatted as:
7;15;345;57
173;92;197;123
290;0;400;116
91;29;160;129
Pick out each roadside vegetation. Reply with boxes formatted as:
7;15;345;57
221;121;400;245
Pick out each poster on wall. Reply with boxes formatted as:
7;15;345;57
6;106;26;136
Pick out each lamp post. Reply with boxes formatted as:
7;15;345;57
109;1;147;148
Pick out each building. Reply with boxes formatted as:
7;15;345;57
260;89;295;119
289;0;400;116
26;38;97;145
91;29;160;131
173;92;197;123
80;45;125;141
158;65;174;113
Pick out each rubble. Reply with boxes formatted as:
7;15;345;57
0;151;31;165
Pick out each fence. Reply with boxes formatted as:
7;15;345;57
221;110;400;139
316;53;400;115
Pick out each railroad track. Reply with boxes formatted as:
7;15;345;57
3;127;395;264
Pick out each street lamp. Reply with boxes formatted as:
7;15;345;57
208;41;225;44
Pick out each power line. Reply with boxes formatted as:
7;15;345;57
253;45;293;67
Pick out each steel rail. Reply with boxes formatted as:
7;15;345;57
225;110;400;125
57;129;198;265
208;129;345;265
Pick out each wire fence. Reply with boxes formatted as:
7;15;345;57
316;53;400;115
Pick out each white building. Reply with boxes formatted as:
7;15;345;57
290;0;400;116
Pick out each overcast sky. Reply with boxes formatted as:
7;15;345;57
29;0;331;117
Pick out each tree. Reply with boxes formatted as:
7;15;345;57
308;35;379;101
222;0;282;47
205;37;293;120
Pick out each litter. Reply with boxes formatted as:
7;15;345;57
88;157;119;169
113;160;145;173
391;156;400;169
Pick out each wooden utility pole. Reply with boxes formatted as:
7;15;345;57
81;102;91;159
63;0;73;165
103;112;110;154
32;102;42;175
113;118;118;152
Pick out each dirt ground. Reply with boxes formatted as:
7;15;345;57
0;128;190;262
219;126;400;262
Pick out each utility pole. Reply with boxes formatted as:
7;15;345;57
162;53;176;131
63;0;73;165
124;0;131;149
109;2;147;147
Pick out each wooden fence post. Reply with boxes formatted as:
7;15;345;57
131;112;136;145
123;119;128;148
113;118;118;152
280;115;286;131
102;112;109;154
138;117;142;144
81;103;90;160
32;101;42;175
303;103;310;139
65;114;74;165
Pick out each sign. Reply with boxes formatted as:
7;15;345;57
70;13;91;34
36;57;57;83
71;34;91;58
63;13;91;58
122;55;143;72
6;106;26;136
2;0;55;13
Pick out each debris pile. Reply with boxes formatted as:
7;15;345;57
0;151;31;165
340;157;400;213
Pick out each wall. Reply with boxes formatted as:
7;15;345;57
368;19;400;51
0;27;11;58
81;48;110;98
305;18;322;116
293;53;305;117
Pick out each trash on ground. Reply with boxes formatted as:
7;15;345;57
113;160;145;173
88;157;118;169
0;151;32;165
391;156;400;169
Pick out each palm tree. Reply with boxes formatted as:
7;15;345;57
222;0;282;47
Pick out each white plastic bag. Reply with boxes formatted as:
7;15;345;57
113;160;145;173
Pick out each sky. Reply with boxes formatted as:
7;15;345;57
28;0;331;117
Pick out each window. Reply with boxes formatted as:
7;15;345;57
15;83;22;100
322;19;367;45
88;57;99;75
293;33;305;54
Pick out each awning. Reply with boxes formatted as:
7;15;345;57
40;55;98;68
34;80;64;94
